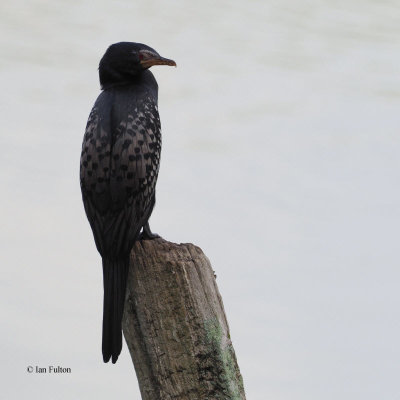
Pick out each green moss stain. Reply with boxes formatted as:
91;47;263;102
203;319;244;400
204;318;223;345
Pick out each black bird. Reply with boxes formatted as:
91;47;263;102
80;42;176;363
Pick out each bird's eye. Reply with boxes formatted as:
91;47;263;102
138;53;144;61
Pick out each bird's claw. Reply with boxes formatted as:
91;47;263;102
139;222;161;240
139;231;161;240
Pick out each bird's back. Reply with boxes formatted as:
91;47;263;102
80;72;161;258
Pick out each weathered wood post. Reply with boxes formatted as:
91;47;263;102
122;238;246;400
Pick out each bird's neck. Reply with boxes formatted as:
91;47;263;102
100;69;156;91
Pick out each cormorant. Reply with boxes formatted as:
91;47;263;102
80;42;176;363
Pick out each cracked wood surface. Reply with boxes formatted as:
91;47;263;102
122;238;246;400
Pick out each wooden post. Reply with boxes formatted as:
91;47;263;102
122;238;246;400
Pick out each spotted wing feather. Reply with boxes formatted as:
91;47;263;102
80;91;161;258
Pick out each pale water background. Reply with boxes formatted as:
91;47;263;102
1;1;400;399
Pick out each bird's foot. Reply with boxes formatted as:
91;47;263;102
139;222;161;240
139;231;161;240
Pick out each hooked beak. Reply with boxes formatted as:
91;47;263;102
140;55;176;69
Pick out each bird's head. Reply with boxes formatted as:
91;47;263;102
99;42;176;89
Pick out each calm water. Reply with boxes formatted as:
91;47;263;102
2;1;400;399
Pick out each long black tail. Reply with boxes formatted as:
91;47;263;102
102;257;129;363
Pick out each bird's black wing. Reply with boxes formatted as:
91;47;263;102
80;90;161;258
